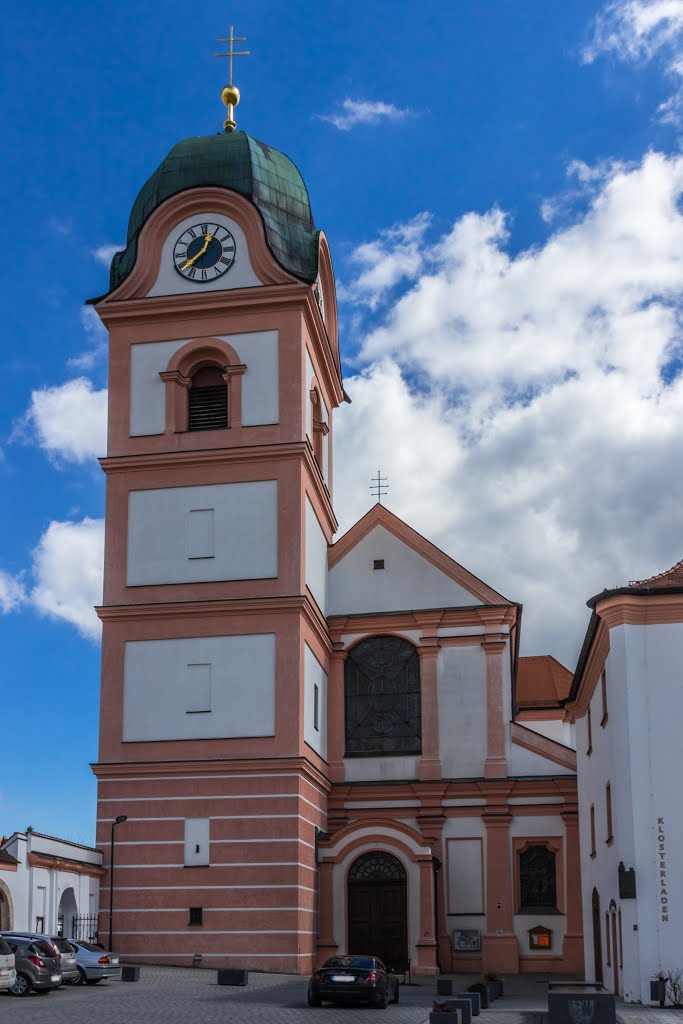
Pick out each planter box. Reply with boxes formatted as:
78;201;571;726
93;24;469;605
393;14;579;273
548;985;615;1024
430;1011;462;1024
121;965;140;983
437;980;454;996
486;981;498;1003
444;998;472;1024
217;969;248;986
467;984;489;1009
456;992;481;1016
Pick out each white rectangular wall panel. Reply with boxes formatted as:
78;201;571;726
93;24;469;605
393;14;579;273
123;633;276;741
186;663;211;712
447;838;484;914
306;497;328;614
438;646;487;777
130;339;181;436
304;643;327;759
127;481;277;585
230;331;279;426
184;818;209;866
187;508;214;559
129;330;279;437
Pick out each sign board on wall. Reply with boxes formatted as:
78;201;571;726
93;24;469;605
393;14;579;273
452;929;481;952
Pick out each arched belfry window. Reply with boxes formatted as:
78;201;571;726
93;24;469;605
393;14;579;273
188;365;227;431
348;851;407;883
344;636;421;757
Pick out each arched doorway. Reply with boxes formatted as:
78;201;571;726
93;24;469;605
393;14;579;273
347;851;408;970
58;887;78;939
0;880;13;930
592;888;603;984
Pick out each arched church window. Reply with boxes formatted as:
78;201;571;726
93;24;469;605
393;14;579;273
519;844;557;911
344;636;421;757
188;365;227;431
348;851;406;883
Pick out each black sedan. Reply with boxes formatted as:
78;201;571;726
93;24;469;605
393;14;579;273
308;955;399;1008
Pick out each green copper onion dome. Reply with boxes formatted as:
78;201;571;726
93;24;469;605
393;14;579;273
109;130;320;291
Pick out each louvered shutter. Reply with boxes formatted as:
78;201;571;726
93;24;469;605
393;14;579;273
188;367;228;431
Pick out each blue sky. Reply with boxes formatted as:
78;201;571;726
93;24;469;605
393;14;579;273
3;0;683;844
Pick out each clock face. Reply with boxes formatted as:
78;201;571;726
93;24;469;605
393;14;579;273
173;222;236;282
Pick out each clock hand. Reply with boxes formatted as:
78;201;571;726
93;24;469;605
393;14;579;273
181;233;213;271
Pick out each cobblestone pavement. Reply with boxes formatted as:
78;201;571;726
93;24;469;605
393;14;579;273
617;1009;683;1024
0;967;540;1024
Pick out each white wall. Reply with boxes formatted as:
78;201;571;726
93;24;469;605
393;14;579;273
122;633;276;741
343;757;420;782
438;646;487;777
130;330;279;437
576;620;683;1002
517;718;576;747
127;480;277;585
304;643;327;759
0;833;101;936
147;212;262;296
305;498;328;615
328;525;481;616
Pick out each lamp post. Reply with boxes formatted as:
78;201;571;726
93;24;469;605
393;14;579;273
108;815;127;952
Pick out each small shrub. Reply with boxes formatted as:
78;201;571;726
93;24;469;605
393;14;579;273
432;1001;458;1013
666;969;683;1008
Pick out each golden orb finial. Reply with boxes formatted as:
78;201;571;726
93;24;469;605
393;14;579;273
214;26;249;133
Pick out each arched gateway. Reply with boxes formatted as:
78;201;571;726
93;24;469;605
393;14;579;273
347;851;408;970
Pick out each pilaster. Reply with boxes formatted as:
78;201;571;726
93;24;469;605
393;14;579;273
327;639;347;784
417;616;443;781
481;637;508;779
482;786;519;972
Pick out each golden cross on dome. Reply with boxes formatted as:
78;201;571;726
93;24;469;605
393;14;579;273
214;25;249;132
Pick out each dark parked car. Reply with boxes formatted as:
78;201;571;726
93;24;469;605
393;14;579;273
308;954;399;1008
3;937;61;996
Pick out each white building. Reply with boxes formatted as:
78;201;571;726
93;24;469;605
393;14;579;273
566;558;683;1003
0;830;103;939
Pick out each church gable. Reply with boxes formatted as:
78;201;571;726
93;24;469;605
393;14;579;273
328;504;509;616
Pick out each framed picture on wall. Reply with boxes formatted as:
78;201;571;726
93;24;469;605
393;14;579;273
452;929;481;951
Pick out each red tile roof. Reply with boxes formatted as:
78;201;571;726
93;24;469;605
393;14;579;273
629;557;683;589
517;655;573;708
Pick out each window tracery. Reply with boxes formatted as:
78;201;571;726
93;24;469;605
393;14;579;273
344;636;421;756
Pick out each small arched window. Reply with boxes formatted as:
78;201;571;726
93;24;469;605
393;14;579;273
188;365;227;431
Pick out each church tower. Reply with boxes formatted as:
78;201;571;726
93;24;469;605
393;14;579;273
92;68;343;973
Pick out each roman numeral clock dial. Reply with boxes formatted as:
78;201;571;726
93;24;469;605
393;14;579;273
173;222;236;281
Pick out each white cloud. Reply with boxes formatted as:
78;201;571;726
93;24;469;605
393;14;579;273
336;150;683;667
91;243;122;267
317;99;413;131
68;307;108;370
584;0;683;123
30;518;104;640
24;377;108;464
0;571;26;613
339;213;432;310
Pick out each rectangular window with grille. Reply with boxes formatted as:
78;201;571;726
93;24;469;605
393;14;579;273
188;907;203;926
188;368;228;431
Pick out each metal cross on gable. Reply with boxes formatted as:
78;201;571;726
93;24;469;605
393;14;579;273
370;470;388;503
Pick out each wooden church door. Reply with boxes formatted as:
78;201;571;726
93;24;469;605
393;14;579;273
347;851;408;970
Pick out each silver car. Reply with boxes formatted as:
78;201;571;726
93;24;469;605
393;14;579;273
0;936;16;992
1;932;78;985
68;940;121;984
3;937;61;996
